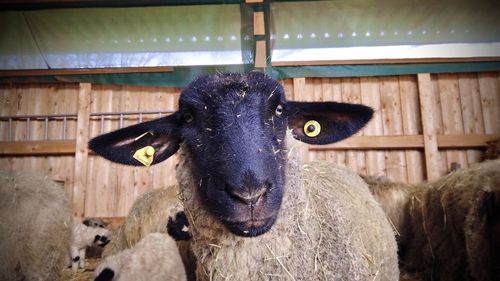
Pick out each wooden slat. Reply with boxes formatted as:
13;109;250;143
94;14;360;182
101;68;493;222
108;86;122;216
399;75;424;182
152;89;173;191
342;77;366;174
310;135;424;150
134;87;155;200
291;78;309;163
0;66;174;77
328;78;346;166
418;73;441;180
437;134;500;148
25;86;44;172
253;11;265;36
280;79;294;101
310;79;325;161
0;140;75;154
292;77;306;101
58;85;79;203
478;72;500;134
458;73;485;164
438;73;468;171
120;86;140;217
73;83;91;219
0;134;500;153
11;86;29;171
3;134;496;155
310;134;499;150
85;86;99;217
254;40;267;68
380;76;407;182
360;76;386;177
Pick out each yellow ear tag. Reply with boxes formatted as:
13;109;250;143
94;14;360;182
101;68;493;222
133;146;155;167
304;120;321;137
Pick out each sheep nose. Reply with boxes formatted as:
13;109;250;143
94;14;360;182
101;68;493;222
229;185;268;205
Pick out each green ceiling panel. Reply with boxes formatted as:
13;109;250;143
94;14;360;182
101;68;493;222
0;4;246;69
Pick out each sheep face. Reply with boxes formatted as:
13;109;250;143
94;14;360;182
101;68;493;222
89;72;373;237
94;235;110;247
177;73;288;236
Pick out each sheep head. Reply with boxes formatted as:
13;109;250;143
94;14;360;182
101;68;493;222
89;72;373;237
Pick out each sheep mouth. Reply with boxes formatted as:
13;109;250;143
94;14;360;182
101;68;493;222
222;215;277;237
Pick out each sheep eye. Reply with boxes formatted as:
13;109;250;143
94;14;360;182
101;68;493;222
183;112;194;123
275;105;283;116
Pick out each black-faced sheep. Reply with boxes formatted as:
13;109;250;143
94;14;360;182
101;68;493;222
364;160;500;281
83;217;108;258
89;72;399;280
102;187;183;257
94;232;187;281
101;187;195;281
0;170;72;281
84;217;107;228
71;222;110;272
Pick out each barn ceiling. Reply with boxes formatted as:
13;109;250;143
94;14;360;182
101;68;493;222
0;4;246;69
0;0;498;86
270;0;500;63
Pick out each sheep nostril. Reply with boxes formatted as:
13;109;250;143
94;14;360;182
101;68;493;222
228;184;269;205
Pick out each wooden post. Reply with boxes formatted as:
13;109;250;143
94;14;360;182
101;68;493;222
73;83;91;219
417;73;441;180
255;40;267;68
399;75;425;183
253;11;265;36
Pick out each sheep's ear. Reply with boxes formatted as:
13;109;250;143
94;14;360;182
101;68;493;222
88;113;182;166
285;101;373;145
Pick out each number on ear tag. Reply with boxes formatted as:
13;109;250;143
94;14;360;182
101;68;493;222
133;146;155;166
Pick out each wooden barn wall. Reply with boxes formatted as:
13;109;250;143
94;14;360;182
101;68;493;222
0;72;499;218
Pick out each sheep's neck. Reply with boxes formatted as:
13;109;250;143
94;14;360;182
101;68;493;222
176;142;306;247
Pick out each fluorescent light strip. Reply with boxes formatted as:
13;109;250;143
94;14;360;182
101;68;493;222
272;42;500;62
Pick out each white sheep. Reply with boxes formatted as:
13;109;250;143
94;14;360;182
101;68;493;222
101;187;195;281
0;170;73;281
71;222;110;272
89;72;399;280
94;232;187;281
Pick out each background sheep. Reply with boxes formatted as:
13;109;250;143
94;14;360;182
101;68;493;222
84;217;107;228
71;222;110;272
364;160;500;281
484;138;500;160
103;187;182;255
94;232;187;281
82;217;108;259
0;170;72;281
89;72;399;280
361;175;421;238
101;187;196;281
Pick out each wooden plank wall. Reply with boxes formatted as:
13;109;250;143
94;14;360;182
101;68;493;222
1;71;499;217
0;83;181;218
0;83;79;197
84;84;180;217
